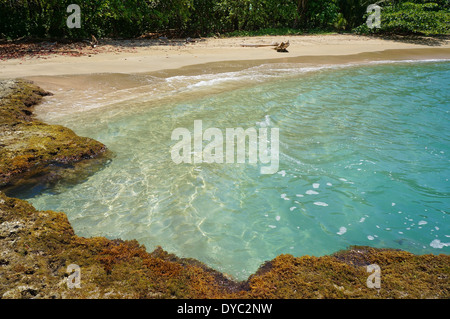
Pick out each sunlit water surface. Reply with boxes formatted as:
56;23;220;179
26;60;449;280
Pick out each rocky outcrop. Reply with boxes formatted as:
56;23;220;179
0;192;244;298
0;79;107;190
246;246;449;298
1;191;448;299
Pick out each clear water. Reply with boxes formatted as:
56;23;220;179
27;60;449;280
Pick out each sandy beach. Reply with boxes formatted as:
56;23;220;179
1;34;449;80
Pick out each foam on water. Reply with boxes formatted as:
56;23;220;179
314;202;329;207
26;60;450;280
337;227;347;235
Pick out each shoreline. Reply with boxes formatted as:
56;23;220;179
19;47;450;126
1;34;449;80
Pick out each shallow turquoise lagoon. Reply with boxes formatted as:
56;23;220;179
28;60;449;280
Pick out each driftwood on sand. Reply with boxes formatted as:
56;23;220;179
90;35;98;48
274;40;289;52
240;40;290;52
240;42;280;47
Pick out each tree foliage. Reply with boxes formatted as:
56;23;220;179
0;0;448;40
354;0;450;35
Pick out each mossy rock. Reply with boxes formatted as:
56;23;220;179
0;79;107;189
0;192;242;299
245;247;449;299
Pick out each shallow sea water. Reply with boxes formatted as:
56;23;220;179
26;60;449;280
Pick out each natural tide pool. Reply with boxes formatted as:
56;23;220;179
23;60;449;280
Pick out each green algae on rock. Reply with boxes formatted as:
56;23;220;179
0;79;107;190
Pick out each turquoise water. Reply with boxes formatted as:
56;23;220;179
29;60;449;280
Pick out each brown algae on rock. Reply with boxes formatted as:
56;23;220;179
0;79;107;190
0;190;448;299
0;192;242;298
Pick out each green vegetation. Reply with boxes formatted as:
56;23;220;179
354;0;450;35
0;0;448;40
222;27;337;38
